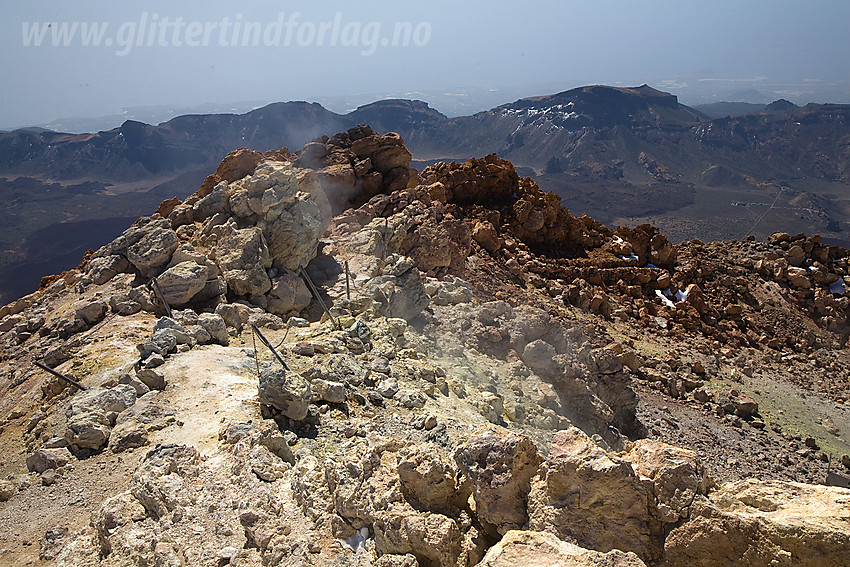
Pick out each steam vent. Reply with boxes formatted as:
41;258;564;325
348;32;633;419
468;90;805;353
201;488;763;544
1;126;850;566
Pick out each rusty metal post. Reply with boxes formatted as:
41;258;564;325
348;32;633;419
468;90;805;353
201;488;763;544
251;324;290;371
300;267;340;330
33;361;87;391
344;261;351;301
151;278;172;318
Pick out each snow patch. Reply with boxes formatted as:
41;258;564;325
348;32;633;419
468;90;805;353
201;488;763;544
830;279;846;296
338;527;371;552
655;289;675;308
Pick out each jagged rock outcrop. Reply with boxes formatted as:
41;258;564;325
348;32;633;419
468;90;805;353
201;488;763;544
528;427;661;561
70;126;420;323
454;425;541;536
662;479;850;567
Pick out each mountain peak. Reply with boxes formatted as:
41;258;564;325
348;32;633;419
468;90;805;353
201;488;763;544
764;99;799;113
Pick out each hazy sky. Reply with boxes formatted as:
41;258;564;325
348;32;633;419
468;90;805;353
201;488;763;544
2;0;849;128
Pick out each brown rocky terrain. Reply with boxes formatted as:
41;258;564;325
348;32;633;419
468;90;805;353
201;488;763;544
0;128;849;566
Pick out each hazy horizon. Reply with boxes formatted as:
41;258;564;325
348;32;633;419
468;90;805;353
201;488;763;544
2;0;849;130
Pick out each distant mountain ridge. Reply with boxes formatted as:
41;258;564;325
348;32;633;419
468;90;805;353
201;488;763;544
2;85;847;185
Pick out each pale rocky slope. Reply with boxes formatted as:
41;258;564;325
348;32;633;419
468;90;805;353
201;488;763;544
0;127;849;566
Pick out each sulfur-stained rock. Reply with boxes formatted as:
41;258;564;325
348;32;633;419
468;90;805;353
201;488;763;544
373;510;463;567
64;412;112;451
93;492;147;555
375;554;420;567
67;385;137;416
131;444;199;520
322;439;468;567
258;368;311;420
622;439;707;523
208;224;272;296
108;420;149;453
397;445;470;516
455;425;540;535
367;257;430;321
522;339;559;378
478;530;647;567
663;479;850;567
266;270;312;316
528;427;659;561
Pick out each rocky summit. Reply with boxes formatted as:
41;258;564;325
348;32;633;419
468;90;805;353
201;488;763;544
1;127;849;567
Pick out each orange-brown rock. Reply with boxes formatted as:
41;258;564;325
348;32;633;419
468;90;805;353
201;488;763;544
198;147;264;197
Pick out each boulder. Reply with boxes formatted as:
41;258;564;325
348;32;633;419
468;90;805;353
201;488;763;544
454;425;540;535
527;427;659;561
350;131;413;175
199;147;264;196
67;385;137;416
155;262;209;306
478;530;647;567
684;283;709;315
266;270;311;316
785;244;806;267
65;412;112;451
621;439;707;523
367;257;430;321
0;480;16;501
108;420;148;453
729;389;759;419
39;525;71;561
522;339;559;378
197;313;229;345
663;479;850;566
472;220;502;254
210;225;273;296
192;183;230;221
26;447;72;473
397;445;470;515
131;444;199;520
258;368;311;420
312;378;346;404
787;267;812;289
74;299;108;326
93;492;148;555
254;419;295;464
88;255;131;285
126;226;180;277
215;303;246;332
136;368;166;391
320;439;468;567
